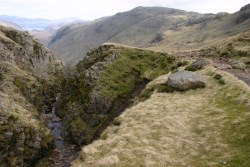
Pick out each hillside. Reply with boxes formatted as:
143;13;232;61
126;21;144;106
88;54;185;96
73;66;250;167
48;4;250;64
54;44;177;145
30;21;88;45
0;4;249;167
0;19;22;30
0;25;63;166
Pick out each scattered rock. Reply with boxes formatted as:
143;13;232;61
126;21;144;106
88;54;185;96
4;132;13;140
167;71;207;91
185;58;210;71
214;63;232;70
52;116;61;122
44;114;54;120
230;60;247;70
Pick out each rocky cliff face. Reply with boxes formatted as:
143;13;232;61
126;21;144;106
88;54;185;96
237;3;250;23
0;25;63;166
56;44;177;145
0;25;63;78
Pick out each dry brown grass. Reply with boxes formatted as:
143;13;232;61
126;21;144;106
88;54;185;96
73;66;250;167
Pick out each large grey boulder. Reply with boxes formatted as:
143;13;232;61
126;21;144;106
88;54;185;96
167;71;207;91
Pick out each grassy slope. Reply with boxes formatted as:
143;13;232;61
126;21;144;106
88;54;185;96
73;66;250;167
200;29;250;65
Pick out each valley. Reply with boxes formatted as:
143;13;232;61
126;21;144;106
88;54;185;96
0;3;249;167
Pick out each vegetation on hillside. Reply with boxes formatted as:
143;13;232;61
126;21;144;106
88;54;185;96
56;44;177;145
73;66;250;167
48;4;250;64
0;26;63;166
200;29;250;67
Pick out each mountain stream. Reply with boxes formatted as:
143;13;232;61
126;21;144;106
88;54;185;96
44;97;81;167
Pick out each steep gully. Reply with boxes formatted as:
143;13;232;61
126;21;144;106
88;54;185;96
40;79;149;166
43;96;81;167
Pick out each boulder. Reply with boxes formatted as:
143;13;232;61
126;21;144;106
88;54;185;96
167;71;207;91
185;58;210;71
230;60;246;70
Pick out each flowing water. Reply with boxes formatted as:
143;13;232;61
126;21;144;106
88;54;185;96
44;97;81;167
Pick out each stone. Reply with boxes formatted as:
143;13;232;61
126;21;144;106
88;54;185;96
230;60;246;70
52;116;61;122
185;58;210;71
167;71;207;91
4;132;13;139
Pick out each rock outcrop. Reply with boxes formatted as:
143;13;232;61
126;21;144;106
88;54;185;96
167;71;207;91
56;44;176;145
230;60;247;70
0;26;63;166
185;58;210;71
237;3;250;23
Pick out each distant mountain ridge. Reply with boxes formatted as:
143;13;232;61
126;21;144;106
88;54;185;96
0;19;22;30
48;4;250;64
0;15;84;30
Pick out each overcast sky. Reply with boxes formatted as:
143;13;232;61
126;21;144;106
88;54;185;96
0;0;249;20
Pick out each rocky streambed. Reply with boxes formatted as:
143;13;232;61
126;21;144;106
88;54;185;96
41;98;81;167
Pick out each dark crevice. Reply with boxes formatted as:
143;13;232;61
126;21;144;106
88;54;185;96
92;78;149;141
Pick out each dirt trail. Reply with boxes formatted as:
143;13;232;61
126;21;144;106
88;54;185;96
225;69;250;86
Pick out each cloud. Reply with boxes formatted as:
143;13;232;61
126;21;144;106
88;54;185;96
0;0;249;20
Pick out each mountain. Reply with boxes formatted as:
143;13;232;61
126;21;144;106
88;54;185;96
0;25;63;166
0;15;87;45
30;23;84;45
0;15;83;31
1;4;249;167
48;4;250;64
0;19;22;30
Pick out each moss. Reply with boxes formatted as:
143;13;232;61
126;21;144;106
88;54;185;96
71;117;87;131
213;73;226;85
137;88;154;102
34;157;50;167
136;83;175;102
59;45;176;144
185;65;199;71
170;60;189;70
41;133;54;149
13;75;60;113
97;47;174;100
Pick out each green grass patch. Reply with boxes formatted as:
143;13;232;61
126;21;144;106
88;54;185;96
97;47;174;101
213;84;250;166
213;73;226;85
